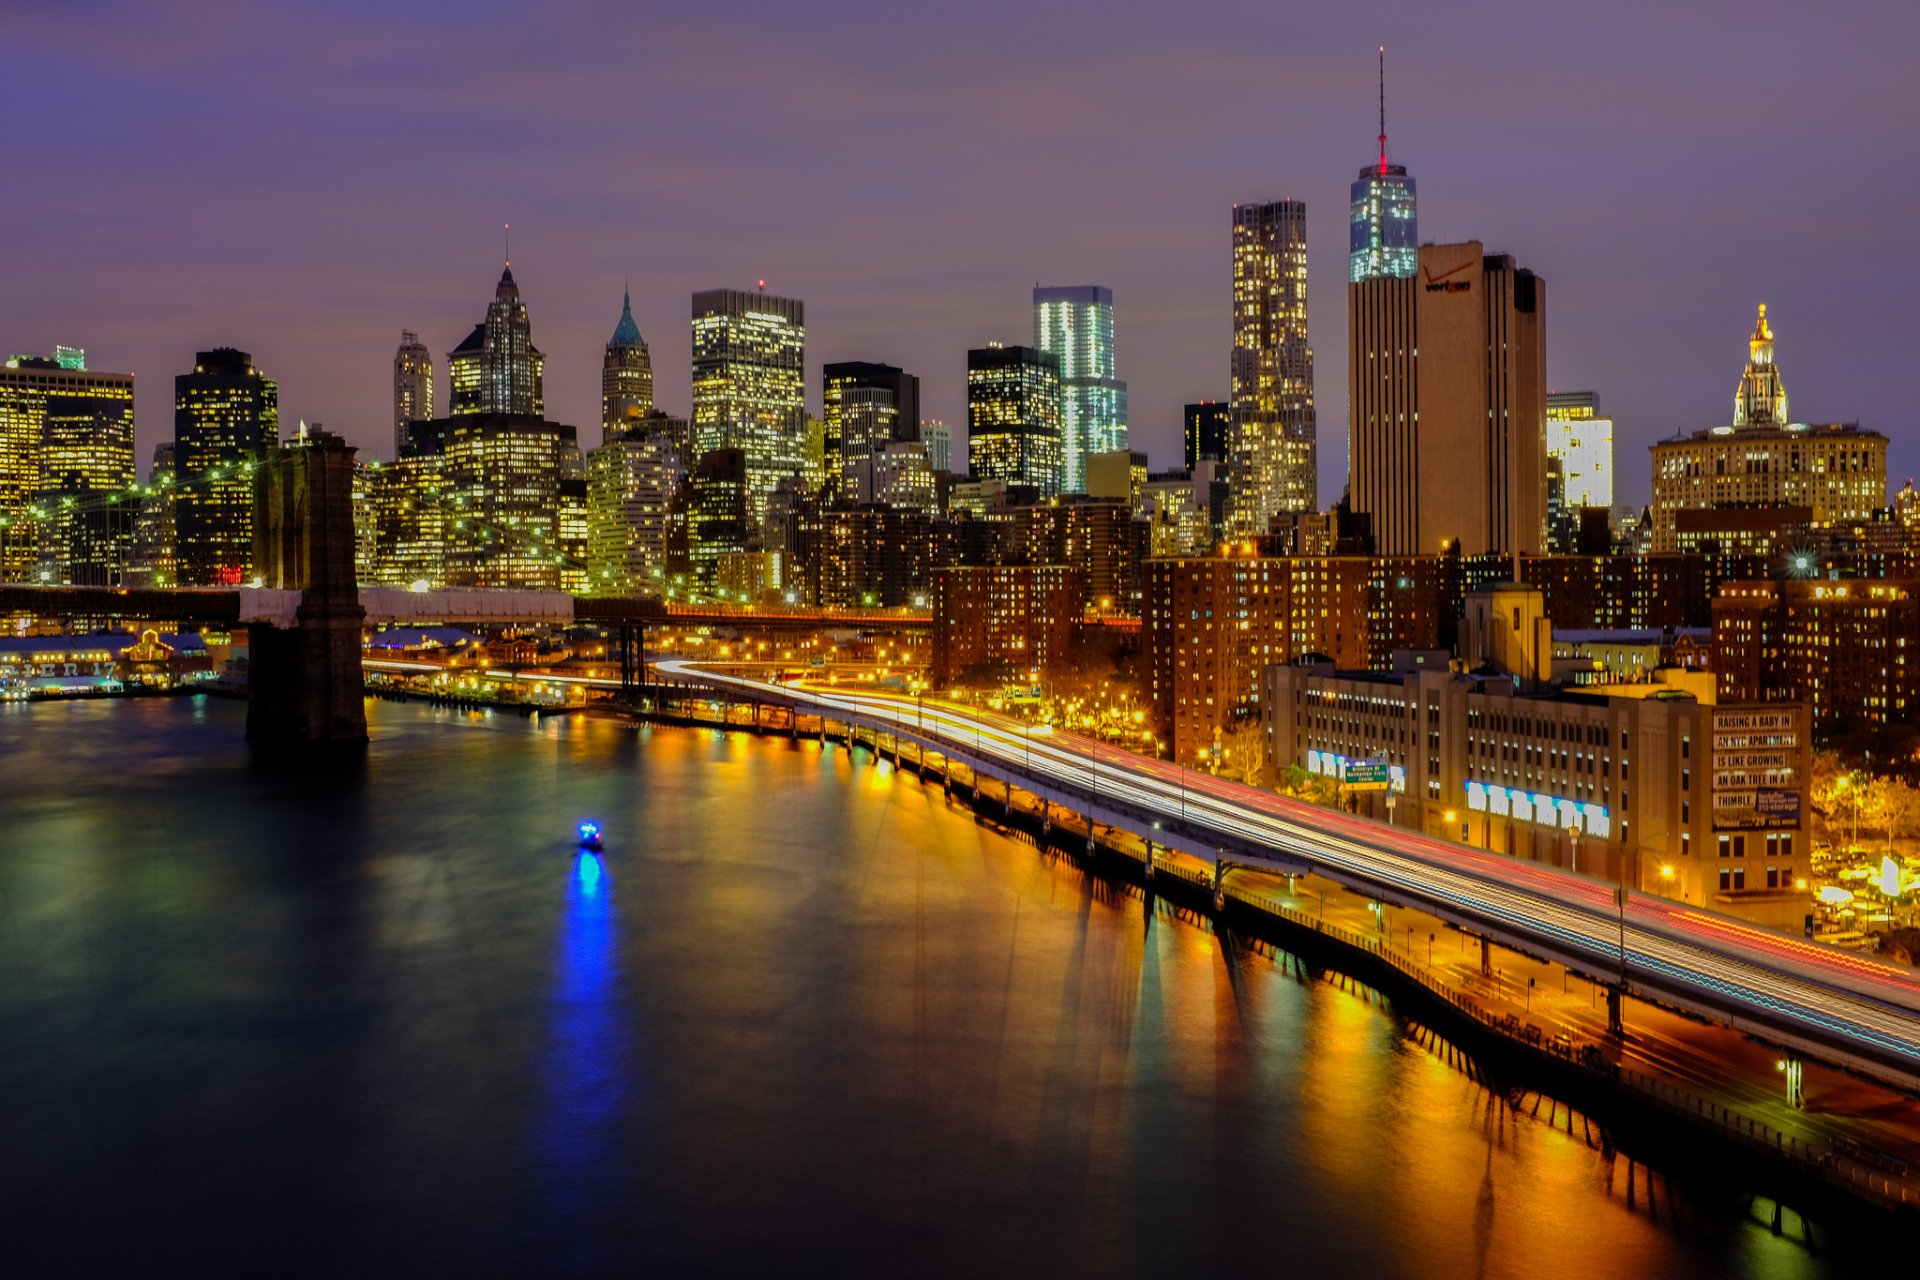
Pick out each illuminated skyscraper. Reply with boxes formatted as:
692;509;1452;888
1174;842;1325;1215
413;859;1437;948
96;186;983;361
587;418;684;595
966;344;1062;497
1033;285;1126;493
1229;200;1316;532
1648;308;1884;552
1348;242;1547;556
393;330;433;459
174;347;279;585
126;443;177;588
2;349;136;583
1349;49;1417;284
1545;391;1614;509
823;362;919;497
601;287;653;444
449;265;544;417
690;287;806;528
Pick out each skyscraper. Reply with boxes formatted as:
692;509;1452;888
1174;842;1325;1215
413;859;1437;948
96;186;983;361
1183;401;1231;471
587;418;684;595
1546;391;1614;509
690;287;806;528
602;287;654;444
920;419;953;474
1733;303;1788;426
966;344;1062;497
1348;241;1547;556
174;347;279;585
1349;50;1417;284
1033;285;1126;493
1229;200;1316;533
449;265;544;417
393;330;433;459
1;349;136;583
823;361;920;496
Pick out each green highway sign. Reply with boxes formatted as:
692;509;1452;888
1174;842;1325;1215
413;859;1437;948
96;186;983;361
1344;759;1391;791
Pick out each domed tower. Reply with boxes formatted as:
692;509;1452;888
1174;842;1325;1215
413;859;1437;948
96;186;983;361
601;287;653;444
1733;303;1789;427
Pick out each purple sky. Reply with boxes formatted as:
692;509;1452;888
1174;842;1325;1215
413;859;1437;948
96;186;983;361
8;0;1917;507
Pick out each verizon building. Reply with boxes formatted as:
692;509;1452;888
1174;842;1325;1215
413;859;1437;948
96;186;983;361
1349;240;1547;557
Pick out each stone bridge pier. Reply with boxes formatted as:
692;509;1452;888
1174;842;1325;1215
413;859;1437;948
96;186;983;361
246;435;367;745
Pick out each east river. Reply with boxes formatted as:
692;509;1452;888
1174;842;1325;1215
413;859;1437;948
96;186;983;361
0;697;1842;1277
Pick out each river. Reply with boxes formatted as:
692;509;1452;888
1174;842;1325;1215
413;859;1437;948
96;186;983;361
0;697;1836;1277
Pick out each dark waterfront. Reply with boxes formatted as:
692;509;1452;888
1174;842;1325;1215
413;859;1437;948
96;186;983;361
0;698;1836;1277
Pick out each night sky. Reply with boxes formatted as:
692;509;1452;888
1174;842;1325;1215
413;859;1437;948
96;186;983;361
9;0;1916;506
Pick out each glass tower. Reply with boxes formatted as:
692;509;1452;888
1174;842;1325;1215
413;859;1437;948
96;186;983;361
1348;51;1417;284
174;347;278;586
1032;285;1126;494
1229;200;1316;532
966;344;1062;497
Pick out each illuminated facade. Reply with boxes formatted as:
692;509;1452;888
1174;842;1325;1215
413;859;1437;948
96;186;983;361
966;344;1061;496
586;419;684;595
1263;663;1812;927
1229;201;1316;531
174;348;278;586
1349;51;1417;284
689;447;750;586
368;453;445;589
1546;391;1613;509
931;563;1084;685
1349;242;1548;556
402;413;574;590
1144;552;1447;762
1;350;136;584
823;362;919;498
1649;308;1884;552
1714;578;1918;732
1033;286;1127;493
850;442;936;511
691;288;806;529
393;330;433;458
125;443;178;589
601;288;654;444
449;267;544;418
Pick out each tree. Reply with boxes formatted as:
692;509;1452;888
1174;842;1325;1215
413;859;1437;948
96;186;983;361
1879;927;1920;967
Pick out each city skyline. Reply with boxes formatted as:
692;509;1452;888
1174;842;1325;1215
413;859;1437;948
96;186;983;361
7;1;1918;507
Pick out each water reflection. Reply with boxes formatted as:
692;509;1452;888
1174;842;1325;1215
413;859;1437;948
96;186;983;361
536;850;628;1227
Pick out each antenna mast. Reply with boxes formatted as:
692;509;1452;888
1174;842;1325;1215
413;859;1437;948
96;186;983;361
1378;46;1388;175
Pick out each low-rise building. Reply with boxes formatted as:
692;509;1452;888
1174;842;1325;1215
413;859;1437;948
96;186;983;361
1262;660;1812;929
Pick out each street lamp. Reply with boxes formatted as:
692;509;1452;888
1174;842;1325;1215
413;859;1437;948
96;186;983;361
1565;817;1585;876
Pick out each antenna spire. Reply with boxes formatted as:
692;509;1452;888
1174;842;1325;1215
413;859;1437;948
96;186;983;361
504;222;511;267
1377;46;1388;176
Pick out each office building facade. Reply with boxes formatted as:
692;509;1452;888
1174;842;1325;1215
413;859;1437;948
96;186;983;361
691;288;806;529
823;361;920;497
1546;391;1614;510
1184;401;1231;471
1033;285;1127;493
1229;201;1316;532
1648;308;1885;552
449;267;544;418
966;344;1062;496
174;348;279;586
1349;241;1547;556
601;288;654;444
1;349;136;584
393;330;433;459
